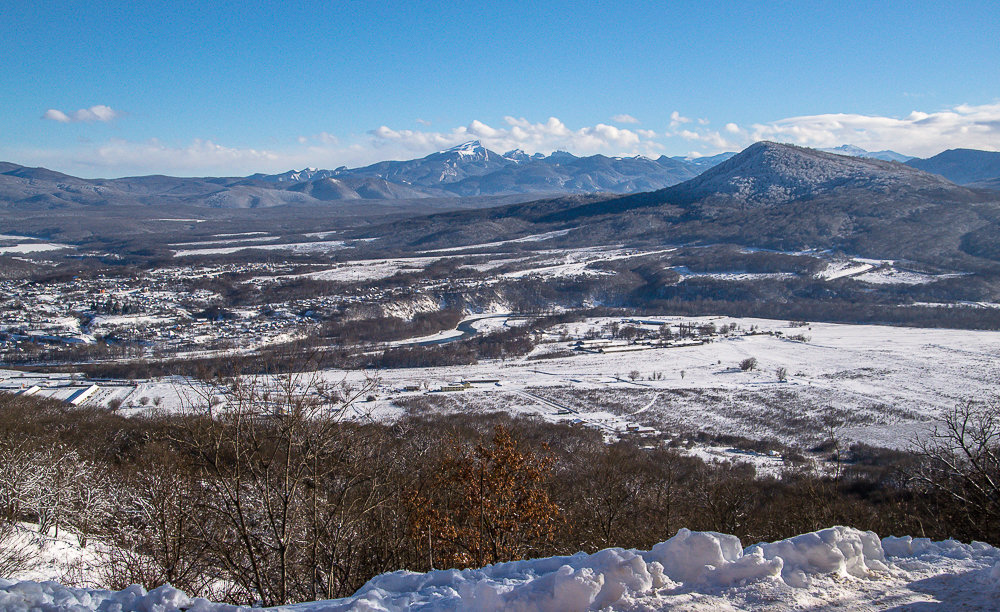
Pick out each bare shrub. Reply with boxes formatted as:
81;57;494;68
0;521;35;577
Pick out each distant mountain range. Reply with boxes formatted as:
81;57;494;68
250;141;703;199
905;149;1000;185
358;141;1000;271
817;145;914;162
0;142;997;211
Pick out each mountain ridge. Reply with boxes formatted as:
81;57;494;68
905;148;1000;186
352;141;1000;272
662;141;953;208
0;142;996;210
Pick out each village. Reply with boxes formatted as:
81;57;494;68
0;262;350;362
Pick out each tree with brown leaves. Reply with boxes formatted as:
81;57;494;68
411;425;561;569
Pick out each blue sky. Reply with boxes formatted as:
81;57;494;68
2;0;998;177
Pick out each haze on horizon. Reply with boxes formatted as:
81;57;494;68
2;0;998;178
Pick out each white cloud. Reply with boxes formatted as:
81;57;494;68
42;105;122;123
91;138;281;174
611;114;640;124
415;118;432;126
678;129;735;150
370;116;659;156
42;109;71;123
17;102;1000;177
16;116;666;177
668;103;1000;158
747;103;1000;156
670;111;692;127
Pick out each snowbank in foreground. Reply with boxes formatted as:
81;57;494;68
3;526;999;611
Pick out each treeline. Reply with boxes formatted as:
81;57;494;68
645;295;1000;330
0;256;36;280
486;265;1000;329
0;390;997;606
319;309;463;344
38;312;581;379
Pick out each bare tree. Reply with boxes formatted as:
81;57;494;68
0;520;34;578
66;459;112;547
0;439;47;523
34;445;83;537
821;414;844;481
911;401;1000;541
176;370;379;606
580;444;645;548
100;454;216;597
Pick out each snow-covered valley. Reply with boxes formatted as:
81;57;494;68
4;315;998;454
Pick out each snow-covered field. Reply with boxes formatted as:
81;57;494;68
384;313;530;347
4;316;998;451
325;316;1000;449
173;240;347;257
497;246;675;280
298;256;455;282
4;526;997;611
419;229;576;254
169;235;279;247
672;266;798;282
0;242;71;254
86;314;177;335
816;258;959;285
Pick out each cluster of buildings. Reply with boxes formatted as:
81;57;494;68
0;263;336;363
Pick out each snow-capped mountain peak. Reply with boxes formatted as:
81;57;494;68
441;140;486;156
820;144;914;163
263;167;338;183
502;149;531;162
823;144;869;157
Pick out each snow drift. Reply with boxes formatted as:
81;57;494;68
3;526;999;611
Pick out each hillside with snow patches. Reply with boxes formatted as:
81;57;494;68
3;526;998;611
660;141;958;208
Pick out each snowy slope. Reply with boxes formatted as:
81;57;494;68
3;527;998;611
